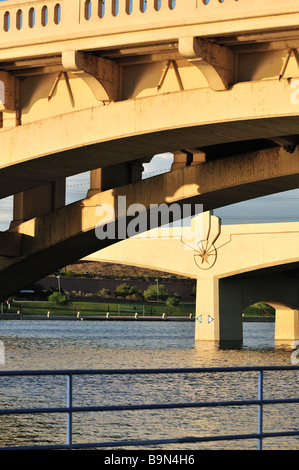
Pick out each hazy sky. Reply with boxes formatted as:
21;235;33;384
1;152;299;231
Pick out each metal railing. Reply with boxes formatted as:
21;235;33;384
0;365;298;450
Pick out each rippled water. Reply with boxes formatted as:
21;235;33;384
0;320;298;450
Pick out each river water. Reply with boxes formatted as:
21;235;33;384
0;320;298;450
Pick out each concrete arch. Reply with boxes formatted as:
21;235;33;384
262;301;296;311
219;277;299;344
3;143;299;301
1;79;299;198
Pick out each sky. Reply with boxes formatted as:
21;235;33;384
1;152;299;231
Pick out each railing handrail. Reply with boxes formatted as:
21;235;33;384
0;365;298;450
0;364;298;376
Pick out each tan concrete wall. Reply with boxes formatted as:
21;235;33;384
1;0;299;60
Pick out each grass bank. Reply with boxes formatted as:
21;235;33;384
5;300;275;318
7;300;196;318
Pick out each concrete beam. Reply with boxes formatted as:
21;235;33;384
179;37;235;90
62;51;119;102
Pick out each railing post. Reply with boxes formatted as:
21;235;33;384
257;370;263;450
66;374;73;450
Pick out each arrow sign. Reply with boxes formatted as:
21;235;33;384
196;315;202;323
208;315;214;323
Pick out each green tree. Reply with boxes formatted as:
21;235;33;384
166;295;182;313
115;284;132;298
48;291;71;306
115;284;144;299
143;284;170;302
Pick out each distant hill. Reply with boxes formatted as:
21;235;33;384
57;260;190;282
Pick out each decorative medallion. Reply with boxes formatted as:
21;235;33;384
194;239;217;270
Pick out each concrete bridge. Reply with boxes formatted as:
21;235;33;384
1;0;299;329
85;212;299;346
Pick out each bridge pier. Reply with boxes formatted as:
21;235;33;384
195;277;243;344
275;307;299;345
195;276;299;345
216;278;299;346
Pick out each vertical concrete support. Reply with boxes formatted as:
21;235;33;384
195;277;220;341
195;277;243;343
10;179;65;227
275;308;299;344
87;160;144;197
218;278;243;344
171;151;191;170
171;150;206;171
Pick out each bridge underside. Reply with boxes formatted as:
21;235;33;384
0;144;298;299
0;78;299;198
216;268;299;346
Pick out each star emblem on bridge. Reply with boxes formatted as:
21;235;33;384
194;240;217;270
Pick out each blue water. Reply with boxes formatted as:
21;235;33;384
0;320;298;450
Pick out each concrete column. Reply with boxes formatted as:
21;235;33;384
87;160;144;197
195;277;220;341
10;179;65;228
171;150;205;171
195;276;243;344
171;151;191;170
218;278;243;344
275;308;299;344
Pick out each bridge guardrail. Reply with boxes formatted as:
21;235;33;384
0;365;298;450
0;0;299;48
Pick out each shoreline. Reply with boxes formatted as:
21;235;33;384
0;314;275;322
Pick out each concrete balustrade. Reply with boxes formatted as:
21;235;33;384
0;0;299;52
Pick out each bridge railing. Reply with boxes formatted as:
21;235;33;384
0;365;298;450
0;0;299;49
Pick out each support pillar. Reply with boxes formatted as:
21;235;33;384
195;277;243;344
275;308;299;345
171;150;205;171
87;160;144;197
10;179;65;228
195;277;220;341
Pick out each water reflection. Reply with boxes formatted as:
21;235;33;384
0;320;298;449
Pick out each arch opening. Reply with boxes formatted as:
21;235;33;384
242;301;275;318
242;299;299;347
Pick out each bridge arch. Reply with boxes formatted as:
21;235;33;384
1;79;299;199
219;277;299;345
